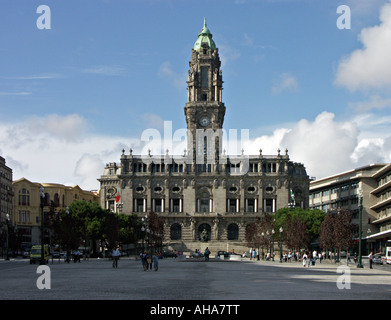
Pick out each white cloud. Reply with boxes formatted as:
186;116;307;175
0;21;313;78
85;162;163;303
2;110;391;191
335;2;391;91
272;73;299;94
158;61;186;89
82;65;126;76
349;95;391;112
74;154;105;190
243;111;391;180
0;91;31;96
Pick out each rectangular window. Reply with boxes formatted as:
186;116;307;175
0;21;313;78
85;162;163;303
265;199;273;212
201;67;209;88
200;199;209;212
247;199;255;212
228;199;237;213
135;199;144;212
172;199;180;212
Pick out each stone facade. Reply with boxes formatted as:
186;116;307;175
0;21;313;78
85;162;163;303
99;20;310;254
0;156;13;239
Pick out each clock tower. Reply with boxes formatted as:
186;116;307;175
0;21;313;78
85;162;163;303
185;18;226;167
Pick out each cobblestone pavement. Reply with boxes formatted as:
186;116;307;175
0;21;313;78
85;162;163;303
0;257;390;300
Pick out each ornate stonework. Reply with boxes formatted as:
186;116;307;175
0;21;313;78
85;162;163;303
99;20;309;253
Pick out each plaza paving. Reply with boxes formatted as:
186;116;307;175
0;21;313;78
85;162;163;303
0;256;390;301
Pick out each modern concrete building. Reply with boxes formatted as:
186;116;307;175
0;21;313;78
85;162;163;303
309;163;391;254
12;178;99;249
368;163;391;251
99;19;310;254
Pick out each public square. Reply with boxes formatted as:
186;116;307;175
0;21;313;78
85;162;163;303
0;256;390;301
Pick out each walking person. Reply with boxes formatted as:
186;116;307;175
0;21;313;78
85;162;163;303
369;251;373;269
112;247;120;268
147;250;153;270
141;252;148;271
153;252;159;271
204;247;210;261
303;252;308;267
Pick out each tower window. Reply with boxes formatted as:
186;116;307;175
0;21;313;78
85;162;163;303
201;67;209;88
201;94;207;101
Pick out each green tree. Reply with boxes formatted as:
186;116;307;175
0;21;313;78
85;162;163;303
274;207;325;250
118;213;142;249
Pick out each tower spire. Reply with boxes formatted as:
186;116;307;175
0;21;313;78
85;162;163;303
194;18;216;51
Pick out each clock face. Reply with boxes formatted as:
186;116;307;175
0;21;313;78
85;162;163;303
199;116;210;127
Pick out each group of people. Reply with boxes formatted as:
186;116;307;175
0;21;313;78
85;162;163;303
110;247;161;270
64;250;83;263
140;251;159;271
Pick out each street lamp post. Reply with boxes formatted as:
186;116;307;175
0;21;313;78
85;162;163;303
141;214;149;252
357;189;364;268
39;186;45;265
271;229;275;261
5;213;9;260
279;227;283;263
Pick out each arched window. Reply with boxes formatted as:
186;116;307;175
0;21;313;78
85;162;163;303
170;223;182;240
44;193;50;206
53;193;60;207
227;223;239;240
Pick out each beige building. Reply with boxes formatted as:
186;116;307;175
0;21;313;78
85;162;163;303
309;163;391;254
99;20;310;254
12;178;99;249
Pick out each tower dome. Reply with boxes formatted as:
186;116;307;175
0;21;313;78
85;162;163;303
193;18;216;51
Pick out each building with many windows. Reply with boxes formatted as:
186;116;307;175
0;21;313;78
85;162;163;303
99;20;310;253
309;163;391;254
12;178;99;249
0;156;13;256
367;163;391;250
0;156;13;223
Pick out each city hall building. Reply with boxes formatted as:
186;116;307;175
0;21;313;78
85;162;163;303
99;20;310;253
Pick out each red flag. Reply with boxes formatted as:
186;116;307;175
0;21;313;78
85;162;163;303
116;188;120;203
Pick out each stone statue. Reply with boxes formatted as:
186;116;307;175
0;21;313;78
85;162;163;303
200;228;209;242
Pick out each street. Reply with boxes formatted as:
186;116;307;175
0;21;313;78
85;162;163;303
0;256;390;301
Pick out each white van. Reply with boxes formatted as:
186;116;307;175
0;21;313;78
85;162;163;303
386;246;391;265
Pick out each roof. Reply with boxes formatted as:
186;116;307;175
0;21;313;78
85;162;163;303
193;18;216;51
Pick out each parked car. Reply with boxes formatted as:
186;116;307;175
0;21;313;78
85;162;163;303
52;251;61;259
163;251;177;258
215;250;229;258
373;254;383;265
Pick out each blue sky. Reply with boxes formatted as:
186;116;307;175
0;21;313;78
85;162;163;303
1;0;391;190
